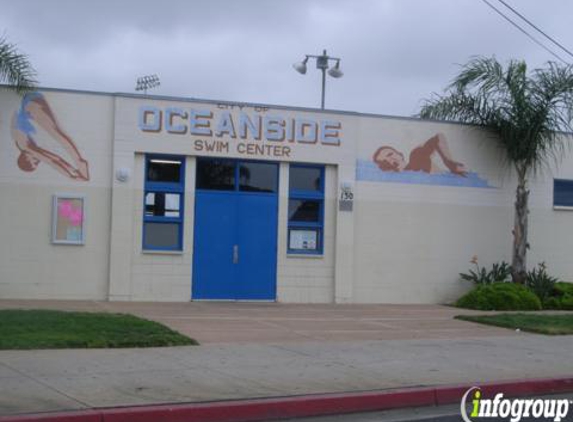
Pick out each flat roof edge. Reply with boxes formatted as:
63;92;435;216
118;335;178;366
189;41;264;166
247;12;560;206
3;85;571;135
0;84;462;125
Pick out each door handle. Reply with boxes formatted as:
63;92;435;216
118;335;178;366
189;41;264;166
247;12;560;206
233;245;239;264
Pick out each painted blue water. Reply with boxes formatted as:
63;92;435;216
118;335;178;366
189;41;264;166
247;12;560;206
16;92;44;135
356;159;493;188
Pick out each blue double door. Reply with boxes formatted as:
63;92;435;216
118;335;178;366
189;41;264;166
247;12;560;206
192;159;278;300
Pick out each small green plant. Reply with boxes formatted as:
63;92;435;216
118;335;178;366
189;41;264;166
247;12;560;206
460;256;512;285
489;261;513;283
456;283;542;311
525;262;559;302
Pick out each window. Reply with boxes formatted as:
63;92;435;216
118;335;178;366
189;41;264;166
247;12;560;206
196;158;278;193
52;195;86;245
288;165;324;254
239;162;278;193
289;199;320;222
143;156;185;250
554;179;573;207
196;159;235;191
289;166;322;191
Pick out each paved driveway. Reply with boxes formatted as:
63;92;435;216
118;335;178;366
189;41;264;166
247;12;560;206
0;300;512;343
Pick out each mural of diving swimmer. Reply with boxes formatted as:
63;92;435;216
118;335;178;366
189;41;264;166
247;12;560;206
356;133;492;188
11;92;89;181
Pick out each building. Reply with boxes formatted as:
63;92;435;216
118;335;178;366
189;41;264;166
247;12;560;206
1;87;572;303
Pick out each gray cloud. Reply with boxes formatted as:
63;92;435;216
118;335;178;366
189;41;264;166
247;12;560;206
1;0;571;116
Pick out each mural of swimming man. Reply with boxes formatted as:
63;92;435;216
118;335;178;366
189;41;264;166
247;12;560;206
373;133;467;177
11;92;89;181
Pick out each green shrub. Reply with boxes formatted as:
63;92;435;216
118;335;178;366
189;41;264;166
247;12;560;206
554;282;573;296
525;262;558;302
543;282;573;310
560;295;573;310
456;283;542;311
460;257;512;285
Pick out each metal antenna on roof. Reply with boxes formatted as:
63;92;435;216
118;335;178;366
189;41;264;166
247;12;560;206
135;74;160;95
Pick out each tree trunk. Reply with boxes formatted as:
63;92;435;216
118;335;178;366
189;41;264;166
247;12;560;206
511;168;529;284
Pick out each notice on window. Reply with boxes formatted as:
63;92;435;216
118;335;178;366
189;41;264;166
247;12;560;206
289;229;318;251
165;193;180;211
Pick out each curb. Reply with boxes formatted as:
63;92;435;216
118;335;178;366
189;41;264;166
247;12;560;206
2;377;573;422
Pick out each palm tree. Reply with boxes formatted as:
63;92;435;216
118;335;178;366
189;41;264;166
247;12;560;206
0;36;36;92
419;57;573;284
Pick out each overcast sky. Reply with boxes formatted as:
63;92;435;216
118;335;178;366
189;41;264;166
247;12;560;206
1;0;572;116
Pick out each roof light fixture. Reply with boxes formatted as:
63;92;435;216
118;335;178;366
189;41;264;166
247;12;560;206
135;74;160;95
292;50;344;109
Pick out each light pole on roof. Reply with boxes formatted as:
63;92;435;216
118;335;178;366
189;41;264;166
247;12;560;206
135;74;160;95
292;50;343;110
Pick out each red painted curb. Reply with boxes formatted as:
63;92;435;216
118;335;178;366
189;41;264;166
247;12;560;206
1;377;572;422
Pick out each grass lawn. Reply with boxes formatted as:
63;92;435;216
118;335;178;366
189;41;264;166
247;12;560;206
0;309;198;349
456;313;573;335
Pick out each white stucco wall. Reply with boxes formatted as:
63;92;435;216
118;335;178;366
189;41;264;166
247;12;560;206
276;164;336;303
127;154;195;301
108;95;355;302
2;87;572;304
0;90;113;299
527;165;573;281
350;116;573;303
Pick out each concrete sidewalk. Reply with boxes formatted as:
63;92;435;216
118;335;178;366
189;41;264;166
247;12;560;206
0;301;572;417
1;334;572;415
0;301;520;344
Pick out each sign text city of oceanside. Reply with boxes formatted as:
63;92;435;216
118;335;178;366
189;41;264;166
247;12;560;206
138;103;342;158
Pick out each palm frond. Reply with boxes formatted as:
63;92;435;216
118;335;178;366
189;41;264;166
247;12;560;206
0;36;37;93
450;56;506;94
419;91;495;126
420;57;573;178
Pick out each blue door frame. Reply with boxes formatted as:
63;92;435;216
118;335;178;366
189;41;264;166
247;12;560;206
192;161;278;300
